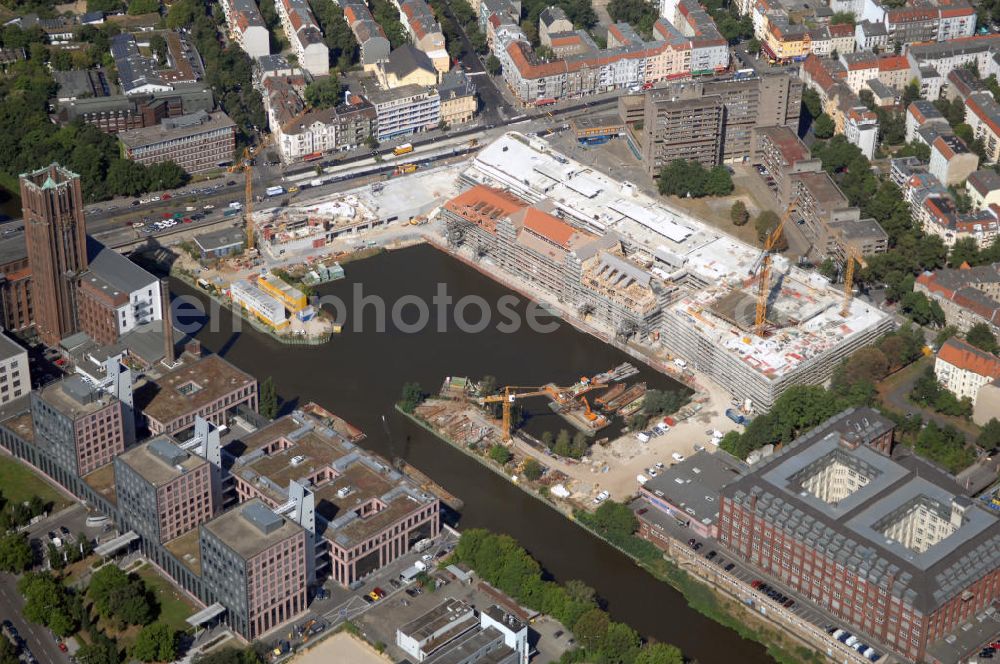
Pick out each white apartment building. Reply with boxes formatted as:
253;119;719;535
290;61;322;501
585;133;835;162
0;331;29;406
935;336;1000;401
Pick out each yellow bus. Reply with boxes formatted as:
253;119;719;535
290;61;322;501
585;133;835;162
392;143;414;156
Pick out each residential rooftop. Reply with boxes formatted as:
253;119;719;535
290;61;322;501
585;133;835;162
230;411;438;549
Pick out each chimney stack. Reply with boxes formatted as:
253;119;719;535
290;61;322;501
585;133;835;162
185;338;201;358
159;279;175;366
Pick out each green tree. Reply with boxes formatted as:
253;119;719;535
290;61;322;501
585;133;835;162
635;643;684;664
591;501;638;540
399;382;424;413
260;376;278;419
133;623;178;663
967;323;999;354
754;210;781;243
304;76;343;109
601;622;641;663
802;87;822;119
0;639;20;664
705;165;734;196
730;200;749;226
553;429;572;457
77;633;121;664
830;10;855;24
813;113;835;139
485;54;501;75
569;431;588;459
127;0;159;15
0;532;33;572
573;608;610;652
900;291;946;327
979;418;1000;450
489;444;513;465
522;457;543;480
18;572;79;636
950;237;980;267
897;140;930;161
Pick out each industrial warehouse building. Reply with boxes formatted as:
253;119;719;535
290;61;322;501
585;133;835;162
719;408;1000;663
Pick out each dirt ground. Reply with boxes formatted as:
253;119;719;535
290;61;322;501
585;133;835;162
291;632;390;664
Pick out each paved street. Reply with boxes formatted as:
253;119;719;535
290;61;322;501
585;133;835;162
0;571;72;664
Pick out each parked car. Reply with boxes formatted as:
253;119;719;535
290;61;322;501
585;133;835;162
724;563;735;571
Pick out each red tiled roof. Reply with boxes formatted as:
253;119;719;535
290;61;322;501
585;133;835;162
519;207;582;248
443;185;527;234
938;337;1000;379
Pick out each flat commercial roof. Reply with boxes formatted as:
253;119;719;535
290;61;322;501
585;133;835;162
642;450;747;528
119;110;235;149
202;498;303;560
398;598;476;643
141;354;255;426
0;331;25;363
38;375;114;419
117;436;206;487
231;411;437;549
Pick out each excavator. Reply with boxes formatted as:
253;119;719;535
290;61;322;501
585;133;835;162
580;395;608;427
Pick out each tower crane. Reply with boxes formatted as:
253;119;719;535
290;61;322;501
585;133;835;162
227;105;315;252
753;198;799;335
840;244;867;317
480;386;554;443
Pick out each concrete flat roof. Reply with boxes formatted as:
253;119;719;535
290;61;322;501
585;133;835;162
117;436;207;487
202;499;303;560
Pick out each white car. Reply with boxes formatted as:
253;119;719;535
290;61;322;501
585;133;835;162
203;204;215;209
654;462;665;470
671;452;685;462
592;490;610;505
150;196;161;202
647;467;658;477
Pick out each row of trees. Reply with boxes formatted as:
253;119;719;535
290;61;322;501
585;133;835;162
0;59;189;203
657;160;734;198
454;529;682;664
19;564;179;663
628;389;689;430
308;0;360;70
166;0;265;147
911;366;973;418
721;326;926;460
540;429;590;459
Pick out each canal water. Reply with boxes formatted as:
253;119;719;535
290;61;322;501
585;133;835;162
175;243;774;663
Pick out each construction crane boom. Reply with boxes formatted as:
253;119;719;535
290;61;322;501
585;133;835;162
754;198;798;335
840;245;867;317
228;105;314;252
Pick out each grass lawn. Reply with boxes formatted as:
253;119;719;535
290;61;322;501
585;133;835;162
135;564;197;633
0;455;71;511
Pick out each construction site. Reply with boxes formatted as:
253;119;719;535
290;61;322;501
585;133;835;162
447;132;894;413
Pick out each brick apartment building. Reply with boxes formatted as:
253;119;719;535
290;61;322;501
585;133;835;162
114;437;215;543
718;408;1000;662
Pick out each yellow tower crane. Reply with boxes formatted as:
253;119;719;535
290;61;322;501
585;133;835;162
753;198;799;335
840;245;867;317
227;105;315;252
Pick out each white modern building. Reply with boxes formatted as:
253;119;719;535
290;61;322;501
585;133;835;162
229;280;288;329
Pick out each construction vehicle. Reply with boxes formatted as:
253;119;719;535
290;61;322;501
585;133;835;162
581;395;597;421
840;244;867;317
751;198;798;335
227;106;313;251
